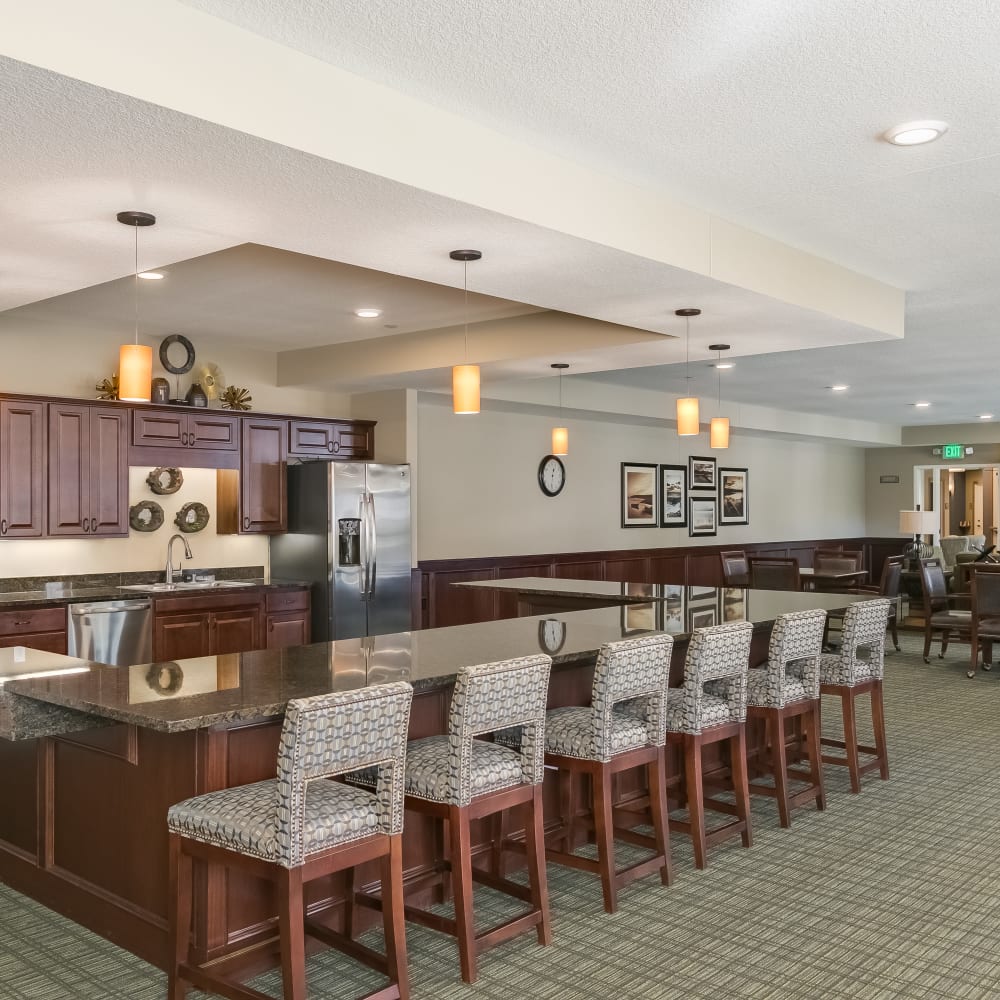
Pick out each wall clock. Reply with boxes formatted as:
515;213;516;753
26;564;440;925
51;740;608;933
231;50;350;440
538;454;566;497
538;618;567;654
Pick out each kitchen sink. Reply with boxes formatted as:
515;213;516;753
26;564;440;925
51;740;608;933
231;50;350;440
118;581;259;593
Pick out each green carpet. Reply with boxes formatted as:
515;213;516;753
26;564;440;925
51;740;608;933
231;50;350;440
3;633;1000;1000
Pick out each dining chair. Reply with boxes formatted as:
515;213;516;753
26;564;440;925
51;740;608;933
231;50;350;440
811;555;864;593
918;557;972;664
748;556;801;591
720;550;750;587
968;564;1000;679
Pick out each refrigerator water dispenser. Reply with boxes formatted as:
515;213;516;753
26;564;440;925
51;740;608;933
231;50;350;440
338;517;361;566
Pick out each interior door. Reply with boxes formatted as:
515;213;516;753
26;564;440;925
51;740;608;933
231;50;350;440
974;481;984;535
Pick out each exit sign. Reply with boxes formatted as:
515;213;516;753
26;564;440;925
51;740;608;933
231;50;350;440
942;443;964;459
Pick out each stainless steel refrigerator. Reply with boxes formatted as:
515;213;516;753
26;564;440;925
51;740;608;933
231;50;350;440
270;462;412;641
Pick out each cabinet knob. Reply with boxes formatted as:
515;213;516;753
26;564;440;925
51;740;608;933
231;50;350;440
91;517;97;533
333;440;340;453
243;516;250;530
182;432;190;446
0;519;6;535
327;441;334;453
14;619;30;627
83;519;90;533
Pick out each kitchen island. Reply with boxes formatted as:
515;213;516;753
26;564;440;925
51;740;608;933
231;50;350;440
0;587;870;973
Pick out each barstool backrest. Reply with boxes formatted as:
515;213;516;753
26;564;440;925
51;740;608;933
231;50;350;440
673;621;753;732
720;550;750;587
590;633;674;759
276;681;413;866
830;599;892;685
448;655;552;806
762;609;827;704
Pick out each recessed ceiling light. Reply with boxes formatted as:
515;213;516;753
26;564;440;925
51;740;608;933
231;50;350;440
883;120;948;146
138;271;164;280
979;413;994;420
914;401;931;408
354;308;382;318
827;385;849;392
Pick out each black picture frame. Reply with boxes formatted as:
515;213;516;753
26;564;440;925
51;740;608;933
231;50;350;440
719;467;750;525
621;462;659;528
687;598;720;632
659;463;688;527
689;455;717;491
689;496;717;537
620;602;659;636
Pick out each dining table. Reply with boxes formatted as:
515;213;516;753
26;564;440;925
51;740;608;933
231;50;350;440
799;566;868;590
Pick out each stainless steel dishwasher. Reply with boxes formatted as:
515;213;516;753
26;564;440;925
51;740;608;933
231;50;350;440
67;599;153;666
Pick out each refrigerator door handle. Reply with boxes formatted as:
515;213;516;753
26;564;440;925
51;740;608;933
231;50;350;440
368;492;378;597
358;494;369;600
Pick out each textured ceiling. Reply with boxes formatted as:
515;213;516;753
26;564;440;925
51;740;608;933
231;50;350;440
5;1;1000;425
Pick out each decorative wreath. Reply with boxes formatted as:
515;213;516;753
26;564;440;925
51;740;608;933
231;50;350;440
174;501;210;533
146;467;184;496
129;500;164;533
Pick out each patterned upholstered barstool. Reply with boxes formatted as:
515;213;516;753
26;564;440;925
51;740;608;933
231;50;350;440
539;633;674;913
746;609;827;827
816;599;892;793
382;655;552;985
666;620;754;869
166;682;414;1000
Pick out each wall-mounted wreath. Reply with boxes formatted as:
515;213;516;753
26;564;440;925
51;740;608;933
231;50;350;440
129;500;164;533
174;501;210;533
146;467;183;496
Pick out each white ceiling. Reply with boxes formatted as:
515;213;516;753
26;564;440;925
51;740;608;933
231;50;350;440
4;1;1000;426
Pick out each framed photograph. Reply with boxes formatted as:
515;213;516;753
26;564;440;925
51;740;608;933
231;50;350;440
687;599;719;631
662;584;684;603
621;463;659;528
659;464;688;527
689;496;717;537
719;467;749;525
620;602;657;635
689;455;717;491
723;588;747;623
661;596;685;634
689;584;716;601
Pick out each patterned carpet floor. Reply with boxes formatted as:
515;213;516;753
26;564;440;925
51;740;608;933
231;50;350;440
3;632;1000;1000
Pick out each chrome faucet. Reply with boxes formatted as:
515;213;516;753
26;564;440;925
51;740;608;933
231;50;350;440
165;534;193;585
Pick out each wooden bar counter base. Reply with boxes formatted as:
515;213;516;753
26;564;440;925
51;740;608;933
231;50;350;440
0;586;868;975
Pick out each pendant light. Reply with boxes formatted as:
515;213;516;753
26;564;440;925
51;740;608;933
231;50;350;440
551;363;569;455
116;210;155;402
450;249;482;414
675;307;701;436
709;343;731;449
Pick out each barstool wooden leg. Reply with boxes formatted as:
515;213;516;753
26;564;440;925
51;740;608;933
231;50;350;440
559;769;578;852
344;864;357;940
842;690;861;794
806;704;826;811
449;805;477;984
591;766;618;913
870;682;890;780
648;747;673;887
382;835;410;1000
524;785;552;946
167;833;191;1000
278;866;307;1000
731;727;753;848
683;735;708;870
769;714;792;829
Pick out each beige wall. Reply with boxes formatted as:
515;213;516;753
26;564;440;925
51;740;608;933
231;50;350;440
416;394;866;561
0;316;350;417
0;468;267;578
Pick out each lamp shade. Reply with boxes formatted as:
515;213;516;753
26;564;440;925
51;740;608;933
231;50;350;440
899;510;937;535
676;396;699;436
452;364;480;414
118;343;153;402
710;416;730;449
551;426;568;456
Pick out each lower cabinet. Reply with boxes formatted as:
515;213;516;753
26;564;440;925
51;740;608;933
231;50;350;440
0;606;68;654
152;588;310;660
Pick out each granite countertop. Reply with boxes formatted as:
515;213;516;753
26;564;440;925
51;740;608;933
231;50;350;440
0;580;307;609
5;589;869;735
454;577;671;602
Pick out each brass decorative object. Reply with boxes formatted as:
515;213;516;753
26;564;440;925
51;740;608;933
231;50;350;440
194;361;226;401
220;386;252;411
95;373;120;401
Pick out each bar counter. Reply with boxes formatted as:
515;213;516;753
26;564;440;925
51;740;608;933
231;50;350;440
0;587;869;974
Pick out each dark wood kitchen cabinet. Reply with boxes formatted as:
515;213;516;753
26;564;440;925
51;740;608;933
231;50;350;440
0;399;46;538
130;409;239;469
213;606;260;655
288;419;375;459
152;612;212;662
152;593;264;660
264;589;312;650
47;403;128;538
217;417;288;535
0;606;67;653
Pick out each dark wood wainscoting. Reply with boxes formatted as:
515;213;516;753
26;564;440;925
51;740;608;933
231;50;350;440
415;537;904;629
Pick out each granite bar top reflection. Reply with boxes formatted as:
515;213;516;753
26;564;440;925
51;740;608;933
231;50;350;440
0;580;305;609
455;577;674;602
5;589;868;735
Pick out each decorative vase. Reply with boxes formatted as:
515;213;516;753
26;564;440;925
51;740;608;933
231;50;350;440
185;382;208;408
151;377;170;404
